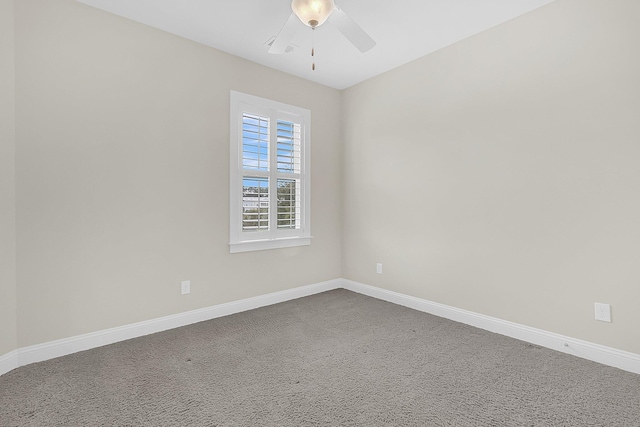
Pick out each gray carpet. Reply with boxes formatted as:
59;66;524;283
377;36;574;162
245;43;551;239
1;289;639;426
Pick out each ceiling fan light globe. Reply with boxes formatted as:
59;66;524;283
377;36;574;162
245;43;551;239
291;0;335;28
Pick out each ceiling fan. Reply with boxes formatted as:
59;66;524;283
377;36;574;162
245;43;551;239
269;0;376;58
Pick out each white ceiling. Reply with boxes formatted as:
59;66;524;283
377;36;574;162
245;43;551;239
76;0;555;90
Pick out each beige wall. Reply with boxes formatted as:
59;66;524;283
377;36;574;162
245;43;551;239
343;0;640;354
5;0;639;358
14;0;342;347
0;0;18;357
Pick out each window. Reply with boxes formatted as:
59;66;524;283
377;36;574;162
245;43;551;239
229;91;311;253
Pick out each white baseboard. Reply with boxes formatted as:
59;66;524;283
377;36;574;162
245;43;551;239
0;350;18;377
341;279;640;375
0;279;341;377
3;278;639;377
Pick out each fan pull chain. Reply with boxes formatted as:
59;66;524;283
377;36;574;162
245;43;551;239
311;27;315;71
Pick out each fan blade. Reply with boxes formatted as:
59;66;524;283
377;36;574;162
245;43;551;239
269;13;300;54
328;5;376;53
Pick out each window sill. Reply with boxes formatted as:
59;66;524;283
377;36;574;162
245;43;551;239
229;236;312;254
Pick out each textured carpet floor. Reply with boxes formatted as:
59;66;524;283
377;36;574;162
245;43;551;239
1;289;639;426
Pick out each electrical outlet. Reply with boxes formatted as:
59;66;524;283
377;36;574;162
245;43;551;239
181;280;191;295
594;303;611;322
376;262;383;274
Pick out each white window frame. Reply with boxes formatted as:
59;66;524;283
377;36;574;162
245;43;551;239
229;91;311;253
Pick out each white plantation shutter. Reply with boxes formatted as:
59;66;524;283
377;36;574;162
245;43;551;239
242;114;269;172
276;119;302;230
277;178;299;229
230;91;311;253
276;120;301;174
242;177;269;231
241;113;270;232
